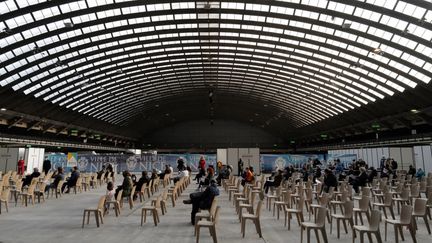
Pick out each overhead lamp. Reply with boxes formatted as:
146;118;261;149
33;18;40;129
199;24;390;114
372;48;384;55
0;108;6;111
203;3;211;9
64;22;74;28
411;109;420;114
341;23;351;29
154;104;159;108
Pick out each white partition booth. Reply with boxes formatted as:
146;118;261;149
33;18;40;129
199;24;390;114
223;148;260;175
328;147;415;170
0;147;25;173
24;148;45;174
413;145;432;174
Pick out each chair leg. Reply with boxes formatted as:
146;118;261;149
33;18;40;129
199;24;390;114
241;219;246;238
424;215;431;234
255;219;262;238
82;211;86;228
314;229;320;243
95;211;99;227
321;227;328;243
409;224;417;243
211;226;217;243
196;226;200;243
301;226;304;243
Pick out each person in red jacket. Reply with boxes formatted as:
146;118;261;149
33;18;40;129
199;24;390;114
17;157;25;175
198;156;206;170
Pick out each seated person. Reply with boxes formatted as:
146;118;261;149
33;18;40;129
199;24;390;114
183;179;220;225
216;165;232;185
134;171;150;200
352;167;368;194
45;167;64;192
158;165;172;179
241;167;254;186
96;165;106;180
62;166;80;193
198;167;215;189
194;167;206;183
115;170;133;199
22;167;41;188
264;170;283;193
173;165;189;184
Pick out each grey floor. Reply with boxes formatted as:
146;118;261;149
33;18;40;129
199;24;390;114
0;178;429;243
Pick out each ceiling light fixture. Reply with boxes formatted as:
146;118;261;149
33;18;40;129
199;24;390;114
0;108;6;111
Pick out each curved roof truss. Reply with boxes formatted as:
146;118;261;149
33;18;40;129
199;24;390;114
0;0;431;129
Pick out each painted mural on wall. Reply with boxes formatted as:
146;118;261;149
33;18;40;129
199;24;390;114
46;153;353;174
326;154;358;168
260;154;327;173
46;153;217;173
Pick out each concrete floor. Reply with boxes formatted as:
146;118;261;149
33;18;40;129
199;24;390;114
0;177;428;243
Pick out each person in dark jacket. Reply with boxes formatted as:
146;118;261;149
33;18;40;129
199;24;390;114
408;165;416;176
22;167;41;188
368;167;378;183
135;171;150;192
263;170;283;193
183;179;219;225
62;166;80;193
115;170;133;198
42;159;51;174
46;167;64;192
352;167;368;194
323;168;337;193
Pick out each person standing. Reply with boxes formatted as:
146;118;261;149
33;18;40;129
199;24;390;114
42;159;51;174
17;157;25;175
238;158;244;176
198;156;206;171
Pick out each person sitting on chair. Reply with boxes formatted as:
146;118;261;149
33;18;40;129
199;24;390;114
183;179;220;225
22;167;41;188
62;166;80;193
263;169;283;194
241;167;254;186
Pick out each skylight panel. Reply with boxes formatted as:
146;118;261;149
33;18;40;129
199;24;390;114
409;69;431;84
396;75;417;88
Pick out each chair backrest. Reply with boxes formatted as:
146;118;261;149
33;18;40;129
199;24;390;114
297;196;305;211
162;190;168;201
97;195;106;211
209;198;218;218
116;190;123;202
343;200;354;218
213;206;221;224
57;180;64;190
317;193;328;206
400;188;410;200
361;187;371;197
255;200;264;218
130;186;136;198
411;185;420;197
316;206;327;227
359;195;370;211
27;183;36;194
384;192;393;205
369;209;381;230
400;204;413;224
413;198;427;215
1;188;10;200
154;195;162;208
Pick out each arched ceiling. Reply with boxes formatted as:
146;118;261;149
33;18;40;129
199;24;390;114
0;0;432;145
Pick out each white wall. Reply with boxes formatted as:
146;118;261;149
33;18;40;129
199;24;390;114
414;145;432;173
328;147;389;168
226;148;260;174
216;149;227;165
329;147;415;170
0;148;20;173
25;148;45;174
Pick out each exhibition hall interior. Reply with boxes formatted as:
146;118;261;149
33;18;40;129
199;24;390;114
1;0;432;242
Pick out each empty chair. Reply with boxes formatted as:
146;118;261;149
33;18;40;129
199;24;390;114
82;196;106;228
300;206;328;243
138;183;151;202
353;209;383;243
273;190;291;220
330;200;354;239
196;206;220;243
105;190;122;217
241;200;263;238
392;188;410;214
373;192;395;219
141;195;161;226
0;188;10;214
195;199;218;235
412;198;431;234
385;204;416;243
285;196;305;230
353;195;371;225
